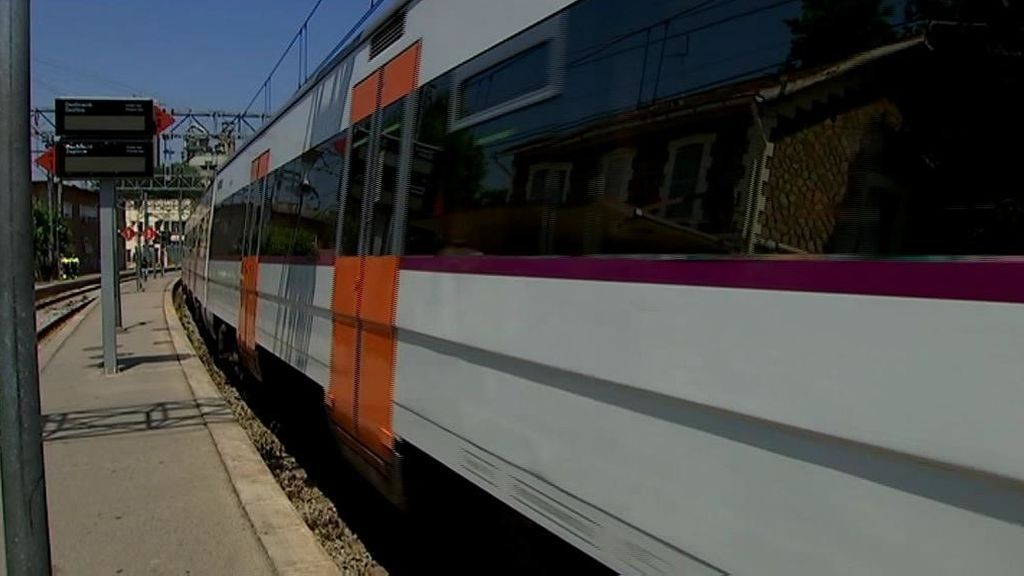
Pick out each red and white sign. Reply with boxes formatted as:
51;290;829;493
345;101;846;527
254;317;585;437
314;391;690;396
144;227;158;242
35;148;55;174
120;227;136;241
154;105;175;134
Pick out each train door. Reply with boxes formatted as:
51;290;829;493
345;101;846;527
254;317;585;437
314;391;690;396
363;97;411;256
356;92;416;463
329;43;420;468
239;151;271;377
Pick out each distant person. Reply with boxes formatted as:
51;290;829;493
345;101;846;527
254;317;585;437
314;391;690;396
59;256;72;280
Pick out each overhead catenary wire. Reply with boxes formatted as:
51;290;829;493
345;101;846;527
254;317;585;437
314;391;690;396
234;0;393;131
238;0;327;120
32;55;154;97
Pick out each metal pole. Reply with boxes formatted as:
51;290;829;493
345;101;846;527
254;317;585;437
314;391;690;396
0;0;54;573
98;179;118;374
46;172;54;278
177;188;183;267
55;179;62;280
135;199;142;293
54;178;62;279
113;198;122;328
143;189;149;284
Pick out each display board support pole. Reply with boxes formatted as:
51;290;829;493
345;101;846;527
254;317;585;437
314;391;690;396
98;179;118;374
113;199;122;328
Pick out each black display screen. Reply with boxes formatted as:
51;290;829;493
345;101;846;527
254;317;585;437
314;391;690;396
57;139;154;178
55;98;155;137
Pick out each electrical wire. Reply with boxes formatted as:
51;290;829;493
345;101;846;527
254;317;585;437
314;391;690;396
32;56;152;96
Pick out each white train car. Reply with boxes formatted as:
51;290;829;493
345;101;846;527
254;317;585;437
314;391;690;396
183;0;1024;573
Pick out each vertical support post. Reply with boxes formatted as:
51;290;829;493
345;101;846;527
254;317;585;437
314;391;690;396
54;177;62;280
135;198;143;293
46;172;55;278
143;189;149;283
98;179;118;374
55;179;62;270
0;0;54;573
177;188;183;267
113;198;122;328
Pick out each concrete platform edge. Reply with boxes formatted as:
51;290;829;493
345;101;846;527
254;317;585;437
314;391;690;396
162;280;341;576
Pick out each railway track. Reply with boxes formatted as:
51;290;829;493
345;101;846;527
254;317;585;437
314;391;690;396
36;286;98;342
34;272;137;341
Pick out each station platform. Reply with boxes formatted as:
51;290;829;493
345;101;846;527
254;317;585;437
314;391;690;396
5;276;338;575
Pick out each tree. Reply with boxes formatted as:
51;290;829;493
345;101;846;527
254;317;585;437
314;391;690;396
787;0;898;67
33;201;71;281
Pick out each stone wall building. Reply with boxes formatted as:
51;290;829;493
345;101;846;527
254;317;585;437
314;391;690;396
756;99;904;253
493;38;924;257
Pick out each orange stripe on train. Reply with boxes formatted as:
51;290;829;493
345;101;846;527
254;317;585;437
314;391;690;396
358;256;400;460
238;255;260;372
328;257;360;433
328;256;399;463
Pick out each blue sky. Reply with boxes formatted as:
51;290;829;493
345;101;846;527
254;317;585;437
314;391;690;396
30;0;370;112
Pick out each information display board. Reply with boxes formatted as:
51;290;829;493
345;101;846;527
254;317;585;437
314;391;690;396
55;98;155;138
56;139;155;178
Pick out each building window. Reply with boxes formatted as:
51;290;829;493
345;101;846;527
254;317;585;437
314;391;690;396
658;135;714;226
528;163;572;204
79;204;97;221
601;148;635;202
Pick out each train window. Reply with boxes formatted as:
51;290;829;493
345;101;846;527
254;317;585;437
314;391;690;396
252;0;1024;260
340;122;371;255
406;74;544;256
261;159;303;258
299;137;343;258
233;143;345;262
450;14;565;132
364;100;406;255
458;42;551;121
209;186;248;261
405;78;450;255
259;177;276;254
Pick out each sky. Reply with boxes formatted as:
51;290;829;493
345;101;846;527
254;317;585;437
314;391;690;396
30;0;370;112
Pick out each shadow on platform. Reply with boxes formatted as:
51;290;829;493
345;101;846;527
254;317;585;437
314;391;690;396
87;352;192;371
43;398;231;441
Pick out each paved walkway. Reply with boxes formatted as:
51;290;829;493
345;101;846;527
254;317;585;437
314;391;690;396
38;276;274;575
6;276;337;576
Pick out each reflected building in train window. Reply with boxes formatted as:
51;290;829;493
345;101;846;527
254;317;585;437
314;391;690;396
401;0;1024;258
493;32;1021;257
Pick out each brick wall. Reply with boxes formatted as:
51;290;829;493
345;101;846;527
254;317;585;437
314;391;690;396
757;99;902;252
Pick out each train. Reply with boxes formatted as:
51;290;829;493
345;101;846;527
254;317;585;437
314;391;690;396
182;1;1024;574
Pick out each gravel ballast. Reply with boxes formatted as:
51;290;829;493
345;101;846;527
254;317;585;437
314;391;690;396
173;286;386;575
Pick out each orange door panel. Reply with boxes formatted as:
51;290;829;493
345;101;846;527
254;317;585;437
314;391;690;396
351;71;381;124
380;42;421;111
327;256;400;464
328;257;361;433
357;256;399;459
238;256;260;368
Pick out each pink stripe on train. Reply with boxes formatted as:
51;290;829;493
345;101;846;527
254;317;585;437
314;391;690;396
400;256;1024;304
